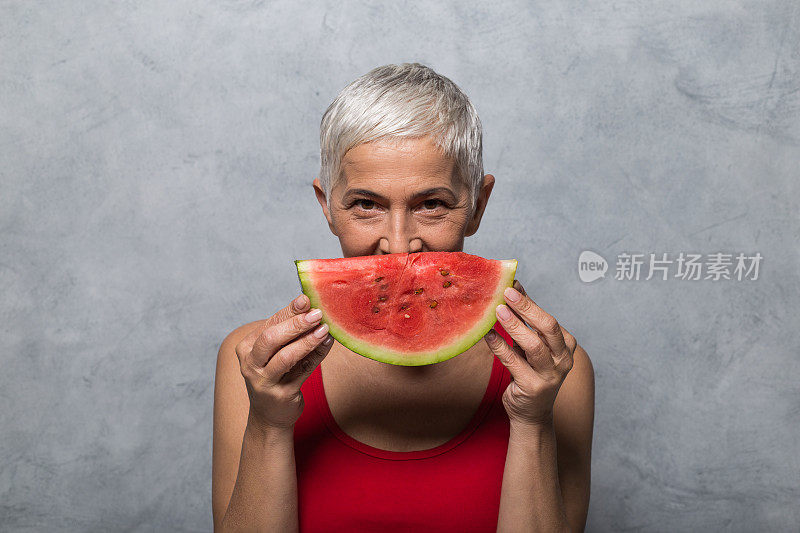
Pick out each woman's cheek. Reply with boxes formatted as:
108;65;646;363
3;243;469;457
421;219;467;248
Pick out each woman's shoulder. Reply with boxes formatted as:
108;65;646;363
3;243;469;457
218;319;268;355
215;320;270;387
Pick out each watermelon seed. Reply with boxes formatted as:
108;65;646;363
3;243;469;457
378;295;387;301
414;288;424;295
429;300;438;309
440;269;449;276
442;281;452;288
399;304;408;311
380;283;389;290
372;306;380;314
374;276;383;282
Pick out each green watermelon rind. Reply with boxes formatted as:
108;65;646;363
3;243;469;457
295;257;518;366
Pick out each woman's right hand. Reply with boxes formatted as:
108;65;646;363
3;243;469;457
234;294;334;430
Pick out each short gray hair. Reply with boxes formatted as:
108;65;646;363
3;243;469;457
319;63;484;213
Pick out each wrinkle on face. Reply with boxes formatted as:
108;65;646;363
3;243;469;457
340;140;457;185
326;136;477;257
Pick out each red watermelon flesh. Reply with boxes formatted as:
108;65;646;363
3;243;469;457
295;251;517;366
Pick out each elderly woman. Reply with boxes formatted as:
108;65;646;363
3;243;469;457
212;63;594;532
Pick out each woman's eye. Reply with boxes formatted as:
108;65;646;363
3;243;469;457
350;198;446;213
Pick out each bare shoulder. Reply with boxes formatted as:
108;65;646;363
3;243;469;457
219;319;268;356
214;318;268;427
567;344;595;397
554;343;595;435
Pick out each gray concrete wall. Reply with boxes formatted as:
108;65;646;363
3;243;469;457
1;1;798;531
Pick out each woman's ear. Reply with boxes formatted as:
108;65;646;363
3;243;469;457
313;178;338;236
465;174;495;237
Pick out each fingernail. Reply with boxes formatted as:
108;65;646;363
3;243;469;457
313;323;329;338
504;287;521;302
485;330;497;342
496;305;512;321
294;294;308;308
323;335;334;346
306;308;322;323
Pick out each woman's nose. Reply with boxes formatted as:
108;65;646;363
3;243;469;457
379;211;423;254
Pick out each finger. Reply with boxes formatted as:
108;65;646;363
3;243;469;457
484;329;531;382
502;287;568;355
551;323;576;371
235;321;268;371
266;294;311;328
250;308;323;367
562;330;577;353
238;295;312;368
280;334;335;386
496;305;556;373
522;327;555;371
514;281;576;371
265;324;331;383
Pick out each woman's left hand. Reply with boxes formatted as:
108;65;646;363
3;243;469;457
484;280;577;428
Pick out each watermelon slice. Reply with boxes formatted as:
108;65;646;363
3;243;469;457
295;252;517;366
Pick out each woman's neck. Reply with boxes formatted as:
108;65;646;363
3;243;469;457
323;339;491;397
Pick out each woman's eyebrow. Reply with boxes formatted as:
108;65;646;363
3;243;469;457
415;187;458;201
343;187;457;202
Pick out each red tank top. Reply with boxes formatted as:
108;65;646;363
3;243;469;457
293;323;514;532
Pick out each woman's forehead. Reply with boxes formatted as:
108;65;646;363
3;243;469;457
337;137;463;193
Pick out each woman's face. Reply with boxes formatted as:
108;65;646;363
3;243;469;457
313;136;494;258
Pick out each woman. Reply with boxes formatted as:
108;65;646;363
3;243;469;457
212;63;595;532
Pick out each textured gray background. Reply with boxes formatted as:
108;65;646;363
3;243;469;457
2;1;798;531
